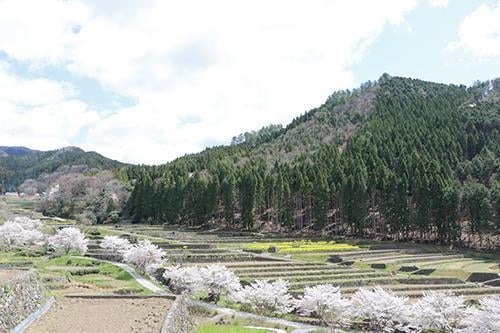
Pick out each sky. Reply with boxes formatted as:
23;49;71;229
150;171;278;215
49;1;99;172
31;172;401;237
0;0;499;164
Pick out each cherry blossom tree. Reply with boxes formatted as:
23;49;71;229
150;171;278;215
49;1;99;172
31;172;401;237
0;222;28;247
350;286;411;332
459;296;500;333
296;284;351;330
13;216;43;230
411;291;466;332
20;228;45;245
123;239;165;274
163;265;240;302
0;217;45;248
163;265;203;294
232;279;294;315
198;265;240;302
49;227;88;254
100;235;131;258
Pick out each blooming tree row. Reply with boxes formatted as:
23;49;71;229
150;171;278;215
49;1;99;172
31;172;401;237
162;265;500;333
0;217;44;247
95;238;499;333
0;216;89;255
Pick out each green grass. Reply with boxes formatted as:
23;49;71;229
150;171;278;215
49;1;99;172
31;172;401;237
4;198;37;210
0;251;150;294
194;324;270;333
290;253;331;262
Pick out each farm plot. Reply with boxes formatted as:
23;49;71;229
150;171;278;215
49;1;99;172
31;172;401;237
224;260;496;298
109;227;500;299
25;297;170;333
0;252;150;295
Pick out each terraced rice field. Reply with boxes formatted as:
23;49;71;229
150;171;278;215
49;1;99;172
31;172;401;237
99;225;500;299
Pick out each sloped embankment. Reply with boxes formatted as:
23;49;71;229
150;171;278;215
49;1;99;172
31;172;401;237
0;269;44;332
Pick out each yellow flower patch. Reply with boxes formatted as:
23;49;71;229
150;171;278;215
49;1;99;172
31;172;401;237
245;240;360;253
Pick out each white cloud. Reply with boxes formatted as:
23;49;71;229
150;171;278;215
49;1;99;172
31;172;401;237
428;0;450;8
0;0;417;164
0;63;99;150
0;0;89;65
448;2;500;58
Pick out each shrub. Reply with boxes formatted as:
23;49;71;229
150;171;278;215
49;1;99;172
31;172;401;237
70;268;100;275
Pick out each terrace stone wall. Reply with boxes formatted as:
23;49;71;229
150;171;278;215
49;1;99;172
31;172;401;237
0;269;44;332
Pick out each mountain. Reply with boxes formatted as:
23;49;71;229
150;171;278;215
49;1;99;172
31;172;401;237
0;146;39;157
125;75;499;247
0;146;125;192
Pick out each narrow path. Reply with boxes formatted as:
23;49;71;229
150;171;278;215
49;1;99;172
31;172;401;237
103;260;320;332
186;299;318;332
112;262;165;294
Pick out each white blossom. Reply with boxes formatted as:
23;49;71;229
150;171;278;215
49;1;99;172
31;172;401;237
232;279;294;315
163;264;240;302
100;235;131;255
49;227;88;254
13;216;43;230
411;291;466;332
123;239;165;274
0;222;27;246
19;228;45;245
163;265;203;293
458;295;500;333
296;284;351;329
0;217;45;247
199;265;241;301
350;286;411;332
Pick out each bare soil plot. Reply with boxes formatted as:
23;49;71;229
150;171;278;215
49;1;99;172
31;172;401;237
0;269;20;285
25;297;171;333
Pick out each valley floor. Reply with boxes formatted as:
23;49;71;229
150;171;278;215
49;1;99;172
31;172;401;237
1;196;499;332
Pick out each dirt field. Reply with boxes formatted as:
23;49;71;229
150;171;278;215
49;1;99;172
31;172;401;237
25;297;171;333
0;269;20;285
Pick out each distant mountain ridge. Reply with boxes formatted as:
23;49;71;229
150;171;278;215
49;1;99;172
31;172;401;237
0;146;125;192
0;146;39;157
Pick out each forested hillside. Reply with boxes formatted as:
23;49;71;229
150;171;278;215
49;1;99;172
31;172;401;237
0;146;124;192
116;76;499;247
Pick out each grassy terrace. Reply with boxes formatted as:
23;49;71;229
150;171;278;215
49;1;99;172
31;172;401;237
0;250;150;295
115;225;500;300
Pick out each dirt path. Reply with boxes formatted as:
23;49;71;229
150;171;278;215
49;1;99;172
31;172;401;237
25;297;170;333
